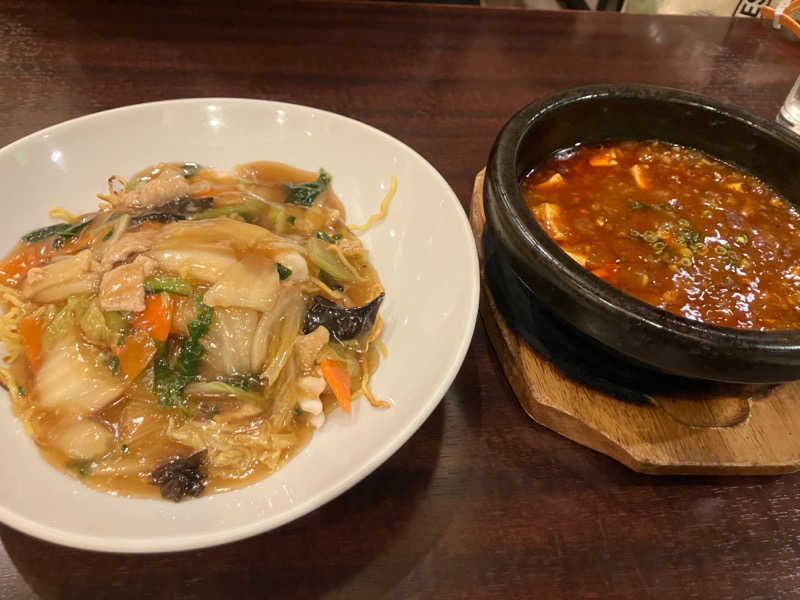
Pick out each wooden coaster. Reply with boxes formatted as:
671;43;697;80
471;169;800;475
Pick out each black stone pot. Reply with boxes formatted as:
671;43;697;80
484;84;800;384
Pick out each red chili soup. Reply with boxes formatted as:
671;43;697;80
521;140;800;330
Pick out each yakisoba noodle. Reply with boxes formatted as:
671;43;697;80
0;161;393;501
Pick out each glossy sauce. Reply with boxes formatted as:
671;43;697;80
522;141;800;330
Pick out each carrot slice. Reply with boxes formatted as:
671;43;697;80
17;314;43;372
115;330;157;380
131;293;174;341
320;358;351;412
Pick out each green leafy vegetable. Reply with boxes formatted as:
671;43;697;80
316;230;334;243
20;218;92;248
51;220;92;249
189;198;264;222
108;356;119;375
21;223;70;243
154;343;188;410
153;295;213;413
276;263;292;280
287;215;296;225
102;229;113;241
144;275;192;296
175;295;214;377
284;169;331;207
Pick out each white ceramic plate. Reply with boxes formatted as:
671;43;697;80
0;99;479;553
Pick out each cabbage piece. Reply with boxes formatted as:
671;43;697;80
307;238;357;283
250;287;305;382
203;254;279;312
21;249;94;302
153;217;302;256
184;381;264;407
34;275;99;303
42;295;91;350
265;355;299;429
201;307;259;378
146;247;237;284
35;336;126;415
79;297;115;346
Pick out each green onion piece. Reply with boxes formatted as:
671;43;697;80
287;215;296;225
102;229;113;241
735;233;748;244
316;230;334;243
108;356;120;375
276;263;292;280
144;275;192;296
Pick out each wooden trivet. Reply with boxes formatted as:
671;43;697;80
471;169;800;474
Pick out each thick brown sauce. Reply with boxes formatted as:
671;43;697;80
522;141;800;330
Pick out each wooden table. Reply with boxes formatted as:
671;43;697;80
1;1;799;598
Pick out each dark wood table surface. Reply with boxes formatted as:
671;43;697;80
1;1;799;598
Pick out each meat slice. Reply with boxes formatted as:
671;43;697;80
99;230;158;271
118;168;190;210
99;261;146;312
294;326;330;372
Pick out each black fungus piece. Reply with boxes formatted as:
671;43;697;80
130;196;214;226
302;292;384;341
130;212;185;226
151;449;208;502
